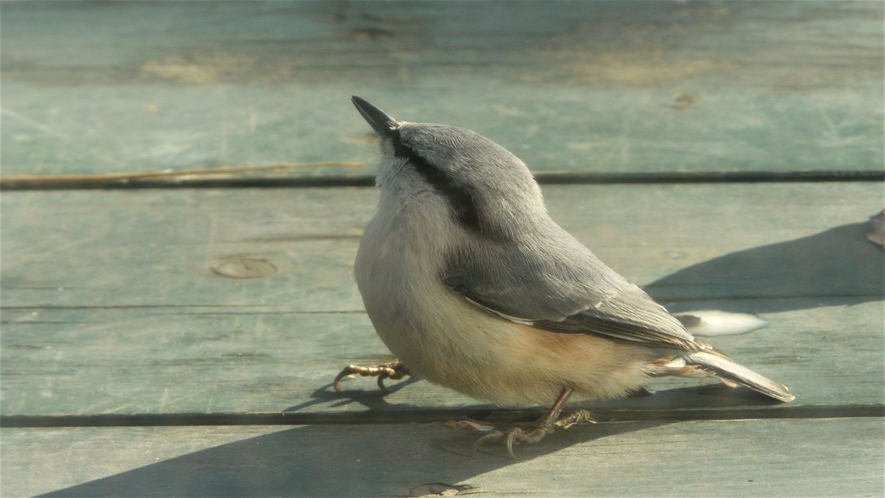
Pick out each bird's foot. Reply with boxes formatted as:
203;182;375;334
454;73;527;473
332;361;410;391
471;409;596;458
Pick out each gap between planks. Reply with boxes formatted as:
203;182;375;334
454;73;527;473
2;404;882;428
1;170;883;190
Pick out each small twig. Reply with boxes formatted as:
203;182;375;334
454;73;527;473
0;161;365;185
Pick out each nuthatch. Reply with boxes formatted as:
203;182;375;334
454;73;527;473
335;96;794;457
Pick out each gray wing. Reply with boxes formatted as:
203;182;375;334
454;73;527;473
443;228;700;351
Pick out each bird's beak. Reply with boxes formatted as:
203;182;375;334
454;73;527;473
351;96;399;138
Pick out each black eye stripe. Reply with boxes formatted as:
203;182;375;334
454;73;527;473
391;129;481;231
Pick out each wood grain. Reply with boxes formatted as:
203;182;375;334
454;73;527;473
2;183;880;309
2;418;881;497
2;1;881;176
2;184;881;416
0;3;882;493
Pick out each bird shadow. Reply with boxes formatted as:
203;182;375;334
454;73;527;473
644;222;883;314
39;416;666;497
282;376;423;414
40;381;783;497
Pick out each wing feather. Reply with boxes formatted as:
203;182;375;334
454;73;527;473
443;226;700;351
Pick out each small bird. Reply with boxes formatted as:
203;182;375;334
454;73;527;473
335;96;794;457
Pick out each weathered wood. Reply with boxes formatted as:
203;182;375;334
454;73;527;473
2;2;881;492
2;418;882;497
1;299;882;417
2;1;881;176
1;183;882;416
2;183;881;309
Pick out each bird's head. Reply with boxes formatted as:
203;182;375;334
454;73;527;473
351;96;546;236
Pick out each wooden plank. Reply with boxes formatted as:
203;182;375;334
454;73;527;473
2;418;882;497
2;183;881;309
1;299;882;417
2;1;881;176
1;183;882;416
0;187;369;310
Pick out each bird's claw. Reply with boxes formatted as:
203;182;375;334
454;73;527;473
554;409;596;429
470;409;596;458
470;427;545;458
332;361;410;391
446;418;496;432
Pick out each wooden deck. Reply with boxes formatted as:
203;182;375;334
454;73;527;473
2;1;883;496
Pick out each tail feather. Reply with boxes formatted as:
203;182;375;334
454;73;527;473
688;351;795;402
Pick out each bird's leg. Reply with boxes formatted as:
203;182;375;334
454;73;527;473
470;387;596;458
333;361;411;390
